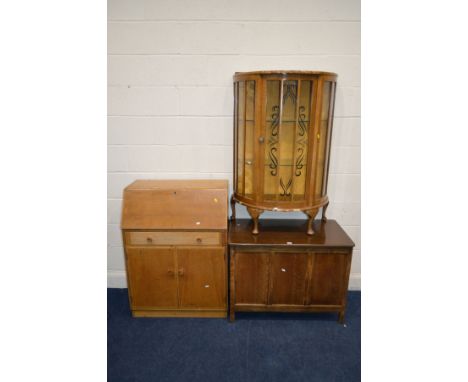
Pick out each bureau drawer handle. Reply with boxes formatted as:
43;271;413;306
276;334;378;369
281;268;287;272
178;268;185;277
196;238;202;243
146;237;153;243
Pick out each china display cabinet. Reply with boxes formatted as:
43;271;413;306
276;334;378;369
231;71;337;235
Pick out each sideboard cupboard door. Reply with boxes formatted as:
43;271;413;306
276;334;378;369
307;252;348;305
177;247;226;309
234;252;269;305
126;247;178;309
269;252;308;305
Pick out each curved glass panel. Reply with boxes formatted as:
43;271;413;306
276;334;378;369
236;81;245;195
315;81;333;198
244;80;255;198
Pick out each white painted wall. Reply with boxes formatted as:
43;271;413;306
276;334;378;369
107;0;361;289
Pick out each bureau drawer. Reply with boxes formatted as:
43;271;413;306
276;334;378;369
127;231;222;246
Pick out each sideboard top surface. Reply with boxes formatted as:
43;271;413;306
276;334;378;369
228;219;354;248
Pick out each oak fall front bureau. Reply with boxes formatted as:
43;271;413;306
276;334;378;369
121;180;228;318
228;219;354;322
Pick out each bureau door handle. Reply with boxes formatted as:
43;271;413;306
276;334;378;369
178;268;185;277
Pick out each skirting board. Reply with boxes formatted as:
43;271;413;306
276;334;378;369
107;270;362;290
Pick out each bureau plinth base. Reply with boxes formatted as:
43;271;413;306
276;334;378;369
132;310;227;318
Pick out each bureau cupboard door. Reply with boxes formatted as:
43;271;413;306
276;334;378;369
307;252;348;305
234;252;269;305
177;247;226;308
126;247;178;308
269;252;308;305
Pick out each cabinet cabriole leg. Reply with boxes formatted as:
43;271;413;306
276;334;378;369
230;195;236;221
321;201;329;222
304;208;319;236
246;207;263;235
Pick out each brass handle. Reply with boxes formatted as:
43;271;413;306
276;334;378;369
178;268;185;276
146;237;153;243
258;136;265;143
196;238;202;243
245;160;252;165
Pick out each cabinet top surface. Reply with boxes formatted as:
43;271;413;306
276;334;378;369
125;179;228;191
122;179;228;230
234;70;337;77
228;219;354;248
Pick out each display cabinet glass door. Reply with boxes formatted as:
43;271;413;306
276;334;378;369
263;79;314;202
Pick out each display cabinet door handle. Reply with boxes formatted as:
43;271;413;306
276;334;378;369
178;268;185;276
258;136;265;143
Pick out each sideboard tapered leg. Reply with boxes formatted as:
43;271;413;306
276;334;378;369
338;311;345;324
304;208;319;235
246;207;263;235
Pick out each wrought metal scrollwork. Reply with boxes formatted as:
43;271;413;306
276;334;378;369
280;178;292;196
283;82;297;105
270;105;280;136
295;106;308;177
269;147;278;176
298;106;307;136
268;105;280;176
295;148;305;176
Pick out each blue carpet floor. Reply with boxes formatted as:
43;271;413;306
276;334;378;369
108;289;360;382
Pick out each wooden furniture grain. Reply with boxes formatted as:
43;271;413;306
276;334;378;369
121;180;228;318
228;219;354;323
232;71;337;234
